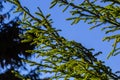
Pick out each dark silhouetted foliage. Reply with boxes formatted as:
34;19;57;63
0;1;40;80
0;69;21;80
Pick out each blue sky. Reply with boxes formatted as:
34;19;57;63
4;0;120;75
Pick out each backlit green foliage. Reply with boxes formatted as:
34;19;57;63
50;0;120;58
6;0;120;79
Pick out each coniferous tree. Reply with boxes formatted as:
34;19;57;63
0;1;40;80
50;0;120;58
6;0;120;80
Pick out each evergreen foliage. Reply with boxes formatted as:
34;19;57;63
50;0;120;58
5;0;120;80
0;1;40;80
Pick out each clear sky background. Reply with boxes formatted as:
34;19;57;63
4;0;120;75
